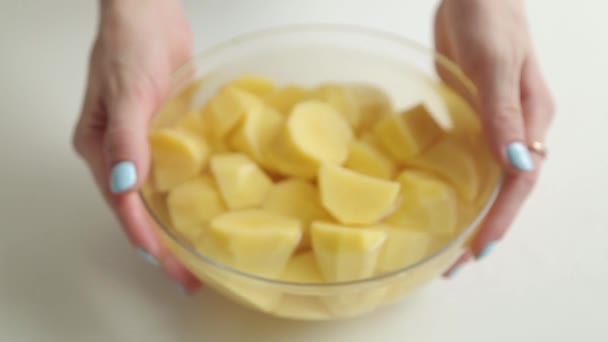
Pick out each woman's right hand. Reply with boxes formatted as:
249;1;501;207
72;0;201;292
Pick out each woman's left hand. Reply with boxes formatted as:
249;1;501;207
433;0;555;274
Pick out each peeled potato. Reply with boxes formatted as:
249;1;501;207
262;179;331;249
319;165;401;225
406;137;479;201
210;153;272;209
307;84;359;126
208;86;263;139
167;176;226;240
264;86;309;114
371;224;433;273
347;84;393;133
373;104;444;162
345;140;396;180
175;111;207;138
385;170;458;235
149;128;210;191
311;221;386;282
281;252;324;283
436;83;481;135
228;104;283;166
265;101;353;178
202;209;302;277
230;75;275;97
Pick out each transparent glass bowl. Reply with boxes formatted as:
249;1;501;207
141;24;502;320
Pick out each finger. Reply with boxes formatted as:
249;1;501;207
443;250;472;279
471;51;535;174
104;89;155;195
473;56;554;258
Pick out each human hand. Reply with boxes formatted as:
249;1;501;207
72;0;201;291
434;0;555;273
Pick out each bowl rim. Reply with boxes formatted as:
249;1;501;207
142;23;504;288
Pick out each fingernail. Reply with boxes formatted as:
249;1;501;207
507;142;534;171
477;241;498;260
446;265;462;278
110;161;137;193
136;248;160;267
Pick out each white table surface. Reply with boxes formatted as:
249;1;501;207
1;0;606;341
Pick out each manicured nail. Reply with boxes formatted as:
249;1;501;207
446;265;462;278
477;241;498;260
507;142;534;171
136;248;160;267
110;161;137;193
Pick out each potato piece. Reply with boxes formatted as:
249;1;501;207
319;165;400;225
385;170;458;235
230;75;275;97
228;105;283;166
308;83;392;134
262;179;331;248
280;252;324;283
265;101;353;178
203;209;302;277
264;86;309;114
311;222;386;281
373;104;443;162
371;224;432;273
167;176;226;239
210;153;272;209
208;86;263;139
149;128;209;191
436;83;481;135
348;84;393;133
175;111;207;138
308;84;359;127
406;137;479;201
345;140;396;179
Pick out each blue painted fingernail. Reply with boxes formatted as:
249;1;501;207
110;161;137;193
446;265;462;278
507;142;534;171
478;241;498;260
136;248;160;267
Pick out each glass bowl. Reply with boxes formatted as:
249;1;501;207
141;24;502;320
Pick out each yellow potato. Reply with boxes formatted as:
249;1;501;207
210;153;272;209
280;252;324;283
265;100;353;178
149;128;210;191
373;104;444;162
175;111;207;138
308;83;391;133
436;83;481;136
345;140;396;180
208;86;263;139
318;165;401;225
406;137;479;201
228;104;283;166
347;84;393;133
311;221;386;282
307;84;358;127
167;176;226;240
264;85;309;114
230;75;275;97
371;224;433;273
262;179;331;249
202;209;302;277
385;170;458;235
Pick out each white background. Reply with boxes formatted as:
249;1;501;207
0;0;607;341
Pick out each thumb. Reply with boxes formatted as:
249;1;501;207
105;92;155;194
474;55;534;173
